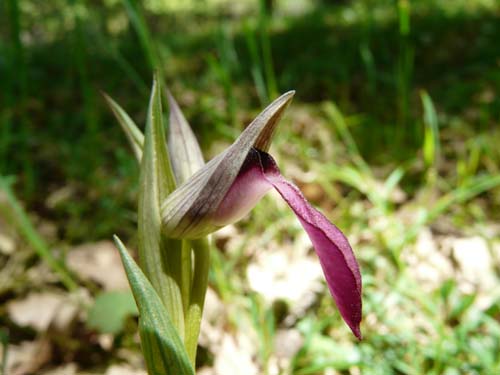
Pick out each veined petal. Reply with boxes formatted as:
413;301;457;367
103;93;144;162
212;149;272;226
258;150;362;339
161;91;294;238
166;90;205;184
214;148;362;338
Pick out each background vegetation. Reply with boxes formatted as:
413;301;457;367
1;0;499;374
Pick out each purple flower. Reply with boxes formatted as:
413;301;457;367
162;92;362;339
216;148;362;339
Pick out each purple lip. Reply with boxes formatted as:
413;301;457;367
214;149;362;339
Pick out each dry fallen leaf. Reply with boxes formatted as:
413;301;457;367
246;249;323;305
196;367;215;375
450;236;495;287
199;288;262;375
4;339;52;375
7;291;79;332
274;328;303;360
214;333;259;375
105;364;147;375
41;363;78;375
404;227;453;291
67;241;129;291
199;288;225;349
0;231;16;255
449;236;498;308
45;185;76;209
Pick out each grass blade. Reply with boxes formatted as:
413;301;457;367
258;0;278;100
121;0;160;73
421;90;440;172
0;176;78;291
324;102;370;174
404;174;500;244
244;21;268;105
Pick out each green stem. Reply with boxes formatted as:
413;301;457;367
180;239;193;314
184;237;211;365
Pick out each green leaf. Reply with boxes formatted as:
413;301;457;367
114;236;194;375
87;291;138;334
449;293;476;322
138;75;187;339
421;91;440;170
103;93;144;161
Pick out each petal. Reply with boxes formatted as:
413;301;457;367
104;93;144;162
257;150;362;339
161;91;294;239
212;149;272;226
166;90;205;184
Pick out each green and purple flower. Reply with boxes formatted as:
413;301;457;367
161;91;362;339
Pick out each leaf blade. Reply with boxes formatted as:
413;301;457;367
138;75;185;335
114;236;194;375
103;93;144;161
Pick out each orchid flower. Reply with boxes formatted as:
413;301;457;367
107;83;361;374
161;91;362;339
